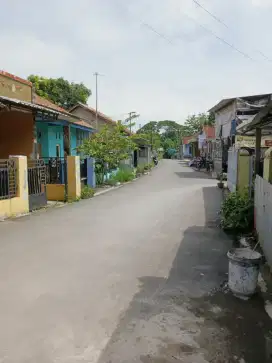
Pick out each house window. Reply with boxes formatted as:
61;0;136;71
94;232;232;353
76;130;89;147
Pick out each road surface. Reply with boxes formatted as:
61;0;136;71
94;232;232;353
0;160;270;362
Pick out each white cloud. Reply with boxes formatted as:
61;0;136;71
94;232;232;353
1;0;272;124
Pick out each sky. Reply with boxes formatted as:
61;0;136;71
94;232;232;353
1;0;272;128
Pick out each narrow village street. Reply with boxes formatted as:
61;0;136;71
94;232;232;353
0;160;271;363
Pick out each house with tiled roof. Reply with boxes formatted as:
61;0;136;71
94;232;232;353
69;102;117;131
33;94;95;159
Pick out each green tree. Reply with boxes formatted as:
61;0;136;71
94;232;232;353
182;113;214;136
78;122;137;174
137;122;161;150
28;75;91;109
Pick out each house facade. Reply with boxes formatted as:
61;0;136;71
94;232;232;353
209;93;272;175
182;136;193;158
198;125;215;156
34;95;94;159
69;103;116;131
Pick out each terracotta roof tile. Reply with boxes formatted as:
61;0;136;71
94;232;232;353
70;102;116;125
0;70;32;86
34;95;93;130
34;94;67;113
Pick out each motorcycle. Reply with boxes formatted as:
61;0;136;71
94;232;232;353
197;156;206;171
153;156;158;166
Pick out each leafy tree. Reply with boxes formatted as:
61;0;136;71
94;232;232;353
78;122;137;177
182;113;214;136
28;75;91;109
137;122;161;151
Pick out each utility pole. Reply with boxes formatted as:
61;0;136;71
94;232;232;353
94;72;103;131
126;111;139;133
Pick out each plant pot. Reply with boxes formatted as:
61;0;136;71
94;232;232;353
227;248;262;298
217;181;224;189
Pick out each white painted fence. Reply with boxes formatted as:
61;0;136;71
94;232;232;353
255;176;272;268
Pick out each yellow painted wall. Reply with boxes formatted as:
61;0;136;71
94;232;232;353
0;156;29;219
237;151;250;192
0;74;32;102
67;156;81;200
46;184;66;201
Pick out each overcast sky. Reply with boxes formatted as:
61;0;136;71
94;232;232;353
1;0;272;127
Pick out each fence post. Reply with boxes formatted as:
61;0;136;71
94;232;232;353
10;155;29;215
237;149;251;192
264;147;272;183
86;157;96;188
67;156;81;201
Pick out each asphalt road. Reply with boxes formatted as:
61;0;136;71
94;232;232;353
0;160;270;363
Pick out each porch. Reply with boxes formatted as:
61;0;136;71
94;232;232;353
236;102;272;268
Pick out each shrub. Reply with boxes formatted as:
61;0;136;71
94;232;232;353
112;168;135;183
81;186;95;199
220;190;254;232
106;178;118;186
136;164;145;175
144;163;153;171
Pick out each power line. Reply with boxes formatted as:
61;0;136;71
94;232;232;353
141;22;174;45
184;14;254;61
141;10;254;62
191;0;272;63
192;0;228;28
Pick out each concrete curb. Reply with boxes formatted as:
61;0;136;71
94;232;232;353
94;185;124;197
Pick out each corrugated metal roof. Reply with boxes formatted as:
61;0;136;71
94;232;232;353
0;95;60;115
0;95;94;131
208;93;272;113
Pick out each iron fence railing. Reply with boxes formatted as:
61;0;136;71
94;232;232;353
44;157;67;185
28;159;46;196
0;159;17;200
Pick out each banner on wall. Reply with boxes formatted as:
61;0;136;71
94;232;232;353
235;135;272;149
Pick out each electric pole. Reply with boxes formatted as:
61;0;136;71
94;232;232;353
94;72;103;131
126;111;140;133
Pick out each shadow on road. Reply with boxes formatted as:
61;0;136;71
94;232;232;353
96;185;272;363
175;170;212;179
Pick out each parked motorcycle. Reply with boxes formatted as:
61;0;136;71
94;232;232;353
153;156;158;166
197;156;206;171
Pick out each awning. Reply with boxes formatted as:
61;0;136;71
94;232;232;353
0;95;62;116
236;101;272;136
0;95;94;132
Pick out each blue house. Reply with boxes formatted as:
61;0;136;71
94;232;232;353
35;95;94;159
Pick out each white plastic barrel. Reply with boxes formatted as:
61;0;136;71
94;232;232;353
227;248;262;298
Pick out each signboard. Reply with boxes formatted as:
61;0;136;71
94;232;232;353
235;135;272;149
265;140;272;147
0;74;32;102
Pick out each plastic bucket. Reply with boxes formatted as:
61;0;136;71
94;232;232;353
227;248;262;297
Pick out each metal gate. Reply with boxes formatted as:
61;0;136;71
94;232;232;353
45;157;67;185
80;158;87;186
28;159;47;211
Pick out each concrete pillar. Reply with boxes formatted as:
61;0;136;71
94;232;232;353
237;149;251;192
263;147;272;183
255;127;262;176
86;157;96;188
67;156;81;200
0;156;29;219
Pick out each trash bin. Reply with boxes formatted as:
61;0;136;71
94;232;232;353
227;248;262;298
